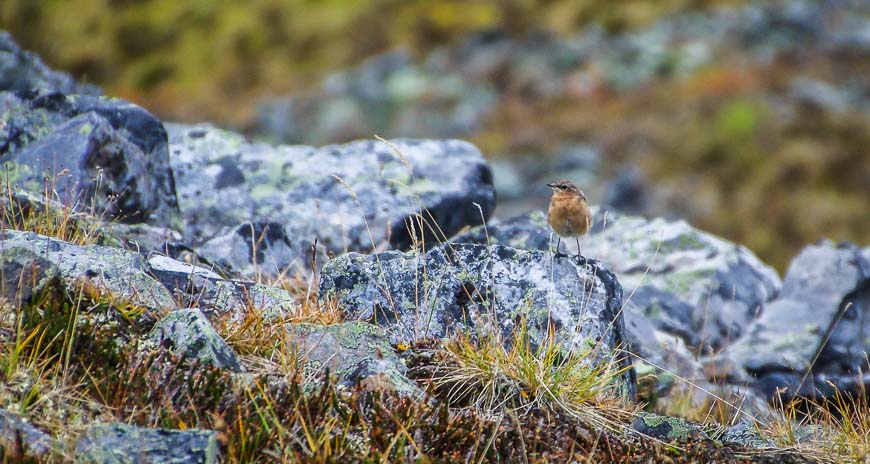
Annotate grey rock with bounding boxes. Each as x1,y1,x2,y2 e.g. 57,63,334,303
0,408,58,460
0,240,64,310
720,421,775,449
723,241,870,400
75,422,218,464
7,112,160,223
603,167,648,214
0,230,177,318
630,411,714,443
0,91,180,228
790,78,853,114
0,31,100,95
488,159,526,202
147,308,243,372
452,209,782,353
167,124,495,277
146,255,297,323
626,304,704,395
286,322,422,397
632,413,784,450
102,222,184,257
318,243,636,400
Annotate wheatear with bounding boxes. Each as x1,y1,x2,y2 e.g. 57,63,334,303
547,179,591,257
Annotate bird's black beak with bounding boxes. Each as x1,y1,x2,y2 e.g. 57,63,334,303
546,182,556,188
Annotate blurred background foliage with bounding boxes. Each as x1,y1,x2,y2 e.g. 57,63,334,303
1,0,744,123
2,0,867,271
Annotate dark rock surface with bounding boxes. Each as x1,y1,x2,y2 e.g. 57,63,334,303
721,241,870,400
147,308,244,372
75,422,218,464
167,123,496,277
6,111,161,223
0,90,180,227
318,243,636,400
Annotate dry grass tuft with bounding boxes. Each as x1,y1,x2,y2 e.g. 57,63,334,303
1,172,109,246
411,320,637,436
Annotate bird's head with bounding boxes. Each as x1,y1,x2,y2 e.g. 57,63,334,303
547,179,586,200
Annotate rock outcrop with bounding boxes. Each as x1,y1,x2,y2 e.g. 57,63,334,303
719,241,870,400
168,123,496,277
319,243,636,400
0,91,181,228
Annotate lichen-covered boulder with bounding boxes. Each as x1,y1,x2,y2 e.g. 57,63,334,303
75,423,218,464
452,210,782,353
286,322,422,397
719,421,775,449
0,230,176,317
721,241,870,400
318,243,635,400
631,412,713,444
0,90,180,228
147,308,244,372
6,112,161,222
146,255,297,323
166,123,496,277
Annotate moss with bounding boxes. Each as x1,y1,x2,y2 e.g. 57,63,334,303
662,269,713,297
640,413,695,442
333,322,388,351
78,122,93,135
657,230,707,254
2,162,32,186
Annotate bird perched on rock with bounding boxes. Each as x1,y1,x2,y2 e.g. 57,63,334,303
547,179,592,257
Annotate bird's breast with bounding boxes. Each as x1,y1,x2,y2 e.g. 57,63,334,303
548,196,591,237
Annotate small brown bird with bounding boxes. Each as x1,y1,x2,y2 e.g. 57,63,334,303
547,179,592,257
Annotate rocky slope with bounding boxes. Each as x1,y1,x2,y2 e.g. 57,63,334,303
0,26,867,463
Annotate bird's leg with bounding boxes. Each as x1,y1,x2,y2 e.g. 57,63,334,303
575,237,582,259
555,236,562,256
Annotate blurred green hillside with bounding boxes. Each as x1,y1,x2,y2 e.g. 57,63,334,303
1,0,743,125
